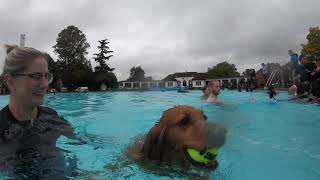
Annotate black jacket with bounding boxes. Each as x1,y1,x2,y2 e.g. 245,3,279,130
0,105,76,178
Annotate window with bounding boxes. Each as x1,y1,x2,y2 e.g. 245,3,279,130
196,81,202,86
167,82,173,87
125,83,132,88
150,83,157,88
158,82,165,88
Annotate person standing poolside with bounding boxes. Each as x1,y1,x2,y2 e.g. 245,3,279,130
206,80,221,103
0,45,79,178
288,49,300,71
293,55,320,98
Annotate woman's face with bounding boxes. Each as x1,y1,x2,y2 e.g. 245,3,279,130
11,57,49,108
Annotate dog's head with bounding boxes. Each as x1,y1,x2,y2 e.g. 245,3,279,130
141,106,227,170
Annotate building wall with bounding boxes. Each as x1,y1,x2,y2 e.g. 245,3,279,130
119,76,249,90
192,80,205,88
165,81,177,88
175,77,194,86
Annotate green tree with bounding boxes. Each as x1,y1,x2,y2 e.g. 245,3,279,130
45,53,56,74
127,66,146,81
72,58,94,87
94,71,118,89
0,74,4,83
0,73,4,92
280,62,292,87
0,73,8,94
264,62,290,87
93,39,114,72
207,61,240,78
44,53,57,88
53,25,93,89
301,27,320,61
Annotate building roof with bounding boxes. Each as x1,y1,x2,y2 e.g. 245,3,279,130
121,72,210,83
174,72,198,77
118,79,162,83
193,73,208,80
162,74,176,81
162,72,205,81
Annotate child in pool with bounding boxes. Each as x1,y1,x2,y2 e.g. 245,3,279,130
267,85,277,100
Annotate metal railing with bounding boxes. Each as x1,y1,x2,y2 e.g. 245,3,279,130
264,70,278,89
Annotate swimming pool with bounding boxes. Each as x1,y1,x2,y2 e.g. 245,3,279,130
1,90,320,179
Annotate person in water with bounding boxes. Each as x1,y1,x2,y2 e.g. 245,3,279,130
0,45,80,178
206,80,221,103
267,84,277,100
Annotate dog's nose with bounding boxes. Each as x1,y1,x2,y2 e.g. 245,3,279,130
205,123,227,148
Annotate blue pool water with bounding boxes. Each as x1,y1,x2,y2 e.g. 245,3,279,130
1,90,320,179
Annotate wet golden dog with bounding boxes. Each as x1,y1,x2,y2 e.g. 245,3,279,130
127,106,227,170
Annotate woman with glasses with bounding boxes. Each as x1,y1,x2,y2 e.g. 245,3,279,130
0,45,79,178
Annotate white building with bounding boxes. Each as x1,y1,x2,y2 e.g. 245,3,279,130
118,71,248,90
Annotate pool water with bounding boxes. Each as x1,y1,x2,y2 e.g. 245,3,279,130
0,90,320,179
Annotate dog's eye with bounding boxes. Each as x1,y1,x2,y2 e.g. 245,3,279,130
180,117,191,126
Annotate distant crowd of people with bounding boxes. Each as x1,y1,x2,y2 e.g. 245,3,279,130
287,49,320,102
237,69,256,92
200,49,320,103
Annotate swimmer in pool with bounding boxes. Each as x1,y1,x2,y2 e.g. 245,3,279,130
206,80,221,103
0,45,81,178
267,85,277,100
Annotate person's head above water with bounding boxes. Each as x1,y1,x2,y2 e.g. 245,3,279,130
267,84,277,99
3,44,52,120
0,45,79,179
209,80,221,96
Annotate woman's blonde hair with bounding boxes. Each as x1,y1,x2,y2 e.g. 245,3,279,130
3,44,46,75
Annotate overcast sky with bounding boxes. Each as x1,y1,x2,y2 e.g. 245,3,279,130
0,0,319,80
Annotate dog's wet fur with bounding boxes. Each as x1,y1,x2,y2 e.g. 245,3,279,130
125,106,227,172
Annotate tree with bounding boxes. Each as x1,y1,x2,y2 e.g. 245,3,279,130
281,62,292,87
260,62,290,88
301,27,320,62
243,69,255,77
93,39,114,72
53,25,92,88
0,73,8,94
94,71,118,89
207,61,240,78
45,53,56,74
127,66,146,81
92,39,118,90
44,53,58,88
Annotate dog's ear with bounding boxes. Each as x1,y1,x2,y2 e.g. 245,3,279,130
141,119,167,161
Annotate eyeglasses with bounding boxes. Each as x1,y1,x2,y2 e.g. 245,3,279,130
12,72,53,84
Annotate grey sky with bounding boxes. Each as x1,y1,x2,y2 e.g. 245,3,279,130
0,0,319,80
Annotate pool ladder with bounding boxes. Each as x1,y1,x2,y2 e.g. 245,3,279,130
264,70,278,89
